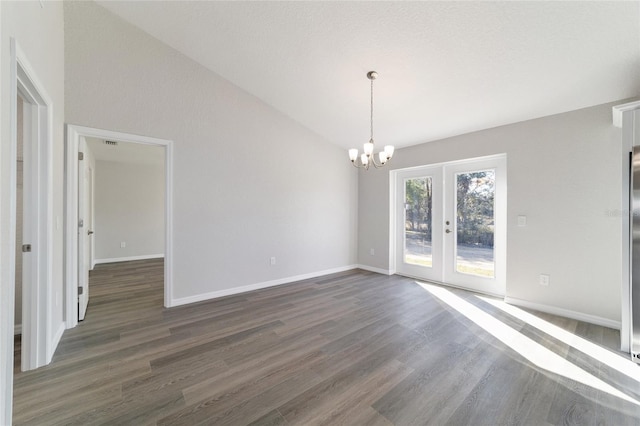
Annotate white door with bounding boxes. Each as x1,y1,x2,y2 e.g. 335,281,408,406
395,155,506,296
78,138,90,321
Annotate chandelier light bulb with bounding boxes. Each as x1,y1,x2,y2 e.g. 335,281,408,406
379,151,388,164
364,142,374,156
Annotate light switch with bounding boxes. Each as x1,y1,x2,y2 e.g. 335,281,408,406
517,215,527,227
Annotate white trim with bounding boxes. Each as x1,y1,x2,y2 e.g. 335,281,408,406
614,101,640,353
356,264,393,275
48,322,65,363
14,325,22,336
95,254,164,264
13,40,56,371
505,297,621,330
2,39,19,426
65,125,174,325
613,100,640,128
171,265,358,307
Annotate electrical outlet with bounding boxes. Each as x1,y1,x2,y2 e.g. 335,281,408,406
270,257,276,266
120,242,126,248
370,248,375,256
539,274,550,286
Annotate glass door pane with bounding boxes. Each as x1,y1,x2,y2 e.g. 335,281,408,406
404,177,433,268
395,166,443,282
455,170,495,278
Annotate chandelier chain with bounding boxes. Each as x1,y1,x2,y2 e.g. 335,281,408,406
370,77,374,141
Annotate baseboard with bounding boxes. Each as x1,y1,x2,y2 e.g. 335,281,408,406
170,264,359,307
356,264,393,275
504,297,621,330
95,254,164,264
47,321,66,363
14,324,21,336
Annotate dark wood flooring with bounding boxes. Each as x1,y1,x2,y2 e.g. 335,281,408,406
12,259,640,425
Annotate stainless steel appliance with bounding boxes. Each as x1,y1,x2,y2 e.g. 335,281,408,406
630,146,640,362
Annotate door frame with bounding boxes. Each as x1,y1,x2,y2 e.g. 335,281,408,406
8,39,55,372
613,100,640,353
64,125,174,329
390,154,507,297
393,165,444,282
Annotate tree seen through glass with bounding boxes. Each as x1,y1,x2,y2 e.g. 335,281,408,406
404,177,433,267
456,170,495,277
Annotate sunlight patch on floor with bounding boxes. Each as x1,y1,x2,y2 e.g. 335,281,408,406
416,281,639,406
478,296,640,384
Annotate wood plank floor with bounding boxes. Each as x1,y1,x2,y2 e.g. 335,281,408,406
12,259,640,425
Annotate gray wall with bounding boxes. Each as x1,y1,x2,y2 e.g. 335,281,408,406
95,160,165,261
64,2,358,302
0,1,65,422
358,101,624,324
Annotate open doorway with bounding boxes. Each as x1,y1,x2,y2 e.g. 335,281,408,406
65,126,174,330
80,137,166,321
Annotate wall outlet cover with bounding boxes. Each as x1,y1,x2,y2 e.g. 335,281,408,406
539,274,550,286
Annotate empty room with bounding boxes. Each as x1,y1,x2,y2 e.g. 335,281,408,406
2,1,640,425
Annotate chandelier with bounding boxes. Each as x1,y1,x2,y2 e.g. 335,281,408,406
348,71,394,169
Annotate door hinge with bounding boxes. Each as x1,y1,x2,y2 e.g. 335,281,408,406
22,244,32,253
78,152,84,161
78,286,83,295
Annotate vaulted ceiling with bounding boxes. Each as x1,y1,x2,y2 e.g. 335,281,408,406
97,1,640,149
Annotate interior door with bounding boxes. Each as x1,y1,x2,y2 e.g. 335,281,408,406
78,138,90,321
395,155,506,296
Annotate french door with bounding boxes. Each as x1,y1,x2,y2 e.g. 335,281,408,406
394,155,506,296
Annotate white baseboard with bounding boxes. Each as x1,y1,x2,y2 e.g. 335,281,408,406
14,324,21,336
47,322,66,363
170,264,359,307
356,264,393,275
95,254,164,264
504,297,621,330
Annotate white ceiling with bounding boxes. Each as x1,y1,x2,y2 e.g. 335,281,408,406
97,1,640,150
86,137,165,165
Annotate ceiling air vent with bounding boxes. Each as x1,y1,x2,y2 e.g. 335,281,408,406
104,140,118,146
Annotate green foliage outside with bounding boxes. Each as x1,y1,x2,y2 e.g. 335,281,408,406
456,171,494,248
405,177,433,241
405,170,494,248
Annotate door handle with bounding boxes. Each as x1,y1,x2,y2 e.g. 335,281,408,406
445,229,452,234
88,230,94,235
